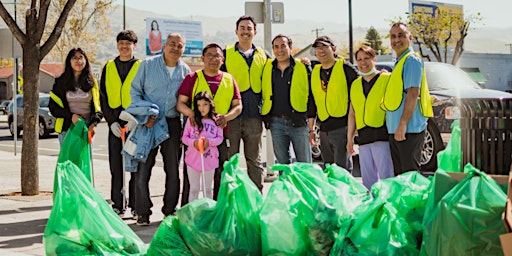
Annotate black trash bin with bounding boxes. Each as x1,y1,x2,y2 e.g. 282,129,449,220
459,99,512,175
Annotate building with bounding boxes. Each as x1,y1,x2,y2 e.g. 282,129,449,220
0,63,63,100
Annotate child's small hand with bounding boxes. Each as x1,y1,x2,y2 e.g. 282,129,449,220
193,139,200,151
203,138,209,149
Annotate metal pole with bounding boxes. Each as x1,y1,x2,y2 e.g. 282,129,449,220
123,0,126,30
263,0,275,175
13,0,18,155
348,0,354,63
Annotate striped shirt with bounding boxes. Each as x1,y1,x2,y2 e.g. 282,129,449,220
131,55,191,118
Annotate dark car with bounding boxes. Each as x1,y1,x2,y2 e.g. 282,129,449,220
7,93,56,138
376,61,512,171
0,100,10,115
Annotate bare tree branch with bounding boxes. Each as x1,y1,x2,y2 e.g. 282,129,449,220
0,2,26,45
40,0,78,59
35,0,51,41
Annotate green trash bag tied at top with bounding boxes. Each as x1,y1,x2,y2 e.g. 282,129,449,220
261,162,369,256
420,164,508,256
176,154,264,256
44,161,147,255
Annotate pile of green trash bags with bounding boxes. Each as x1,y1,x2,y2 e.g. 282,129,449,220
421,165,508,255
43,119,147,255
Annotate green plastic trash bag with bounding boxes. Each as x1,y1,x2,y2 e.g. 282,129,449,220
57,118,93,182
147,216,193,256
177,154,263,256
44,161,147,255
437,120,462,172
420,165,508,256
371,171,431,248
324,163,370,200
341,199,418,255
261,162,359,256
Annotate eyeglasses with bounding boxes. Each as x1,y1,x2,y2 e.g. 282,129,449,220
204,54,223,60
71,56,85,62
315,45,331,51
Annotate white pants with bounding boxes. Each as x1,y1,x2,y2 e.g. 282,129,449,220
358,141,395,189
187,166,214,202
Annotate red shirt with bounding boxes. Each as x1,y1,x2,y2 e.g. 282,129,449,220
178,71,242,101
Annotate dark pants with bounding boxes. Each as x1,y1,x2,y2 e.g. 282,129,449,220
108,131,136,212
180,146,190,207
213,139,229,200
134,117,182,216
389,130,425,176
227,117,264,192
319,126,352,170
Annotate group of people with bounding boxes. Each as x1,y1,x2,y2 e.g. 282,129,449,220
48,15,431,226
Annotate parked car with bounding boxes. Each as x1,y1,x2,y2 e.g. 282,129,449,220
7,93,56,138
0,100,10,115
376,61,512,171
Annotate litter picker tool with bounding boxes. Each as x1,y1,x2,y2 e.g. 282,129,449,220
119,111,139,209
88,128,95,187
198,137,207,198
120,126,128,210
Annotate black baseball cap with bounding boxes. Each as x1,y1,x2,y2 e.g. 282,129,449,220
312,36,336,48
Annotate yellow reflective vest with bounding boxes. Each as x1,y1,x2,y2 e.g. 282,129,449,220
105,59,141,109
311,59,349,121
225,45,267,93
261,58,309,115
50,79,101,133
191,70,235,115
382,52,433,117
350,74,390,130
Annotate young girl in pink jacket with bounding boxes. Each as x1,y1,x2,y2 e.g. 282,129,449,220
182,91,223,201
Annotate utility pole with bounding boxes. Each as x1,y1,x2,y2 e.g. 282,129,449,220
311,28,324,38
506,43,512,54
123,0,126,30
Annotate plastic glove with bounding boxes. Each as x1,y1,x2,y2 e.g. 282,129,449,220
126,121,137,132
110,122,122,138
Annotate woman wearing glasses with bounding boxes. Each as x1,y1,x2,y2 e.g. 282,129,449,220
49,48,103,144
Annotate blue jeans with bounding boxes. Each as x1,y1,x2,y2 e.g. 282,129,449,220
269,117,312,164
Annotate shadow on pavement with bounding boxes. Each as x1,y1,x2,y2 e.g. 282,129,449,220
0,218,46,248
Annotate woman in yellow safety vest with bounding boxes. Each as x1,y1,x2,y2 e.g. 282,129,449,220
49,48,102,144
347,46,394,189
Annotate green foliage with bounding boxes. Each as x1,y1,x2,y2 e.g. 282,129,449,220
390,10,481,65
364,26,387,55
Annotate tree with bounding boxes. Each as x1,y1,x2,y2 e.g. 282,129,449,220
364,26,387,55
393,9,481,65
0,0,78,195
17,0,115,63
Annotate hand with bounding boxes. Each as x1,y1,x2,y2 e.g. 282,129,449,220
188,114,196,126
301,57,311,66
215,115,227,128
88,124,96,138
145,115,157,128
394,124,407,141
126,121,137,132
110,122,122,138
309,131,317,147
203,138,209,149
347,141,354,155
71,114,80,125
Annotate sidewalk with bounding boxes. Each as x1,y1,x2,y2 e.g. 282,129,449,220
0,150,182,255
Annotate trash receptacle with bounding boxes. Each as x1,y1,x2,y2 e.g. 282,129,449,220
460,99,512,175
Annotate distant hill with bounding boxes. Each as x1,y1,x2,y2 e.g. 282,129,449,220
3,4,511,63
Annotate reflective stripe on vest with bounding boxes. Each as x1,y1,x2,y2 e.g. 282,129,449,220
192,70,235,115
261,58,309,115
382,52,433,117
311,59,348,121
105,59,141,109
350,74,390,130
50,91,65,133
225,45,266,93
50,79,101,133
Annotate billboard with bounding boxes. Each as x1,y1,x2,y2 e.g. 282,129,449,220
409,0,463,46
145,18,203,56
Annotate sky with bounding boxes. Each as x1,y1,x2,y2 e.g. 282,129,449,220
120,0,511,29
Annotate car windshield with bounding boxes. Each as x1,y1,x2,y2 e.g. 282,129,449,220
425,63,481,91
39,96,50,107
